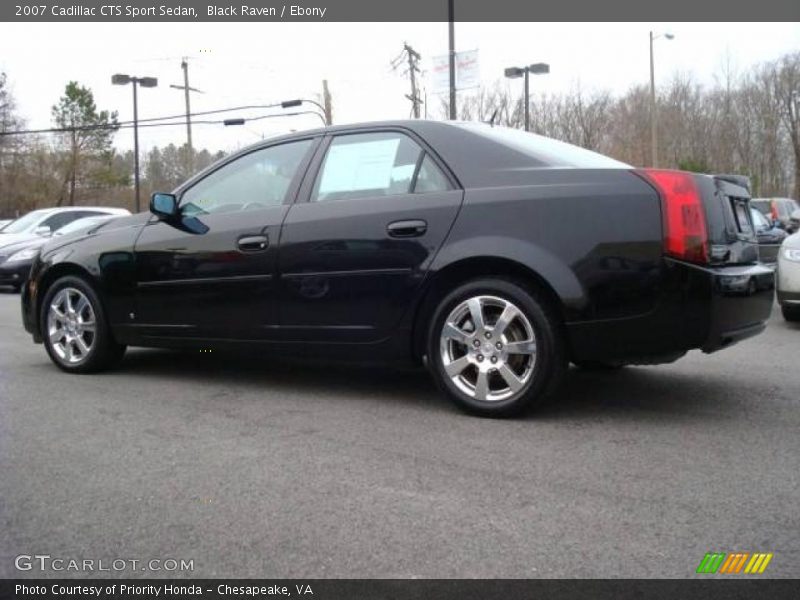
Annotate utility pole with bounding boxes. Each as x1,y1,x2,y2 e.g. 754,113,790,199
448,0,456,120
391,43,423,119
170,58,203,175
322,79,333,125
403,43,422,118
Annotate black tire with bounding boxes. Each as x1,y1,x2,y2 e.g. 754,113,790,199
426,278,566,417
40,275,126,373
572,359,626,371
782,304,800,322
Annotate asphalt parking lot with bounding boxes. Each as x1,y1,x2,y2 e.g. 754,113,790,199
1,289,798,579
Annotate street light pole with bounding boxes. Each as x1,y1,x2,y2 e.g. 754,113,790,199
649,31,674,168
524,68,530,132
649,31,657,168
112,73,157,213
504,63,549,132
448,0,456,120
132,80,140,213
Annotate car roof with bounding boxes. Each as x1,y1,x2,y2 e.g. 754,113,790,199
34,206,130,214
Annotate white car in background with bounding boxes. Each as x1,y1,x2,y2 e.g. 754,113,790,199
0,206,130,249
777,232,800,322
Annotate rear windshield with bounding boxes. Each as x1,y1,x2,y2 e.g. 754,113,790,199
456,123,630,169
750,199,770,215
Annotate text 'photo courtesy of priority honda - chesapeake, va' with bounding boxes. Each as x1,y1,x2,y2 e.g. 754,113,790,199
0,1,798,599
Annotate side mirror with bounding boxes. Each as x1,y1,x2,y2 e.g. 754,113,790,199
33,225,52,237
150,192,179,220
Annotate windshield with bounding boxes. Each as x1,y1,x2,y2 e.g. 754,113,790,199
0,210,49,234
750,208,769,230
457,123,631,168
54,216,112,236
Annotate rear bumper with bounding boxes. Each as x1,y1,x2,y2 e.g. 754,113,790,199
568,259,774,362
695,262,774,352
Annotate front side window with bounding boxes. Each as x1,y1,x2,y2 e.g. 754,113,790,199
312,132,423,202
181,139,312,216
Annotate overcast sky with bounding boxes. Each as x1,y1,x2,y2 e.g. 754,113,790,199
0,22,797,153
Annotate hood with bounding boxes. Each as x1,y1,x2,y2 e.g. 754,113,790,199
40,211,151,255
757,227,788,244
0,236,48,260
782,231,800,250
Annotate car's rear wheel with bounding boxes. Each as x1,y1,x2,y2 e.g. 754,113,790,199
40,275,126,373
427,278,566,417
782,304,800,322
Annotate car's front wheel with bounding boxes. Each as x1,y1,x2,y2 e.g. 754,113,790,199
40,275,126,373
427,278,566,417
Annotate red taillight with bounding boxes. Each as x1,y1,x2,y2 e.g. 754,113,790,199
639,169,709,264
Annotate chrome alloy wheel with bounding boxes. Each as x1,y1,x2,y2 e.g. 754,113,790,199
439,295,537,402
47,287,96,365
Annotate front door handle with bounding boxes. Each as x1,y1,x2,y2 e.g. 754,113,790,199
237,235,269,252
387,219,427,238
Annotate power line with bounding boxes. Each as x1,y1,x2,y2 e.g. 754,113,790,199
0,102,327,137
0,110,327,137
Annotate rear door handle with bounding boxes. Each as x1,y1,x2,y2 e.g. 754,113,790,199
387,219,427,238
237,235,269,252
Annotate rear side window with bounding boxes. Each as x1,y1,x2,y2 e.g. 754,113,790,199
414,155,452,193
313,132,423,202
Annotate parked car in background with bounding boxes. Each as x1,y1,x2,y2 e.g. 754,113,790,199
777,232,800,322
750,207,787,265
0,215,119,292
0,207,130,250
0,219,12,231
751,197,800,233
20,121,775,417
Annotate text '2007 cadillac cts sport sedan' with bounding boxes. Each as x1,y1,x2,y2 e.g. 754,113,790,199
21,121,774,416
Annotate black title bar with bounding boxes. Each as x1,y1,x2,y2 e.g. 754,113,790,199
3,0,800,21
3,579,800,600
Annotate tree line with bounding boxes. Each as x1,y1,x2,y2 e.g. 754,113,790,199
444,51,800,199
1,50,799,219
0,78,224,218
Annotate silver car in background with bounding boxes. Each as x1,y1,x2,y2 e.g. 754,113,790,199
777,232,800,322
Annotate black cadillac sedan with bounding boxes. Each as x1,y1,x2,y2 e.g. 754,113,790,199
21,121,774,416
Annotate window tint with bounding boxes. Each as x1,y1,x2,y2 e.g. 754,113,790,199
414,154,452,193
181,140,312,215
42,211,82,231
313,132,423,202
